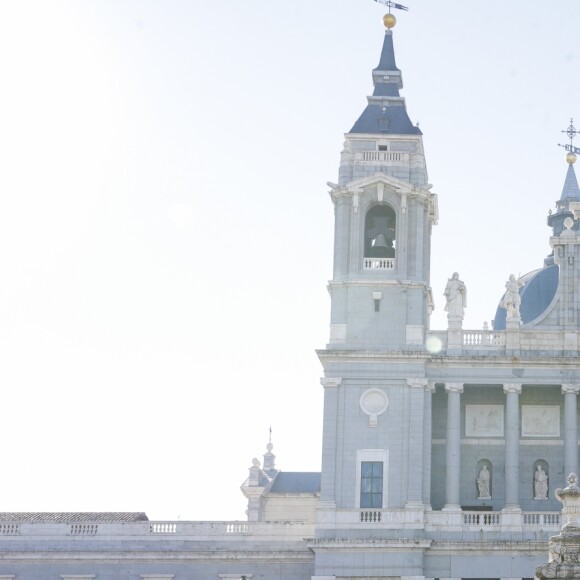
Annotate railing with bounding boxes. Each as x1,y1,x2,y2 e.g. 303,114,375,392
463,512,501,527
0,524,19,535
463,331,506,347
363,258,395,270
360,510,382,523
70,524,98,536
149,523,177,534
225,523,252,534
523,512,561,526
0,521,313,541
361,151,404,162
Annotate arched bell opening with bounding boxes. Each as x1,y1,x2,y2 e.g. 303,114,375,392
364,204,396,259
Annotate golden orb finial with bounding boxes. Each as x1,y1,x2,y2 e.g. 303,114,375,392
383,13,396,29
567,151,577,165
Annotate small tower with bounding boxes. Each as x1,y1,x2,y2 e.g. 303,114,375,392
327,17,438,350
548,135,580,331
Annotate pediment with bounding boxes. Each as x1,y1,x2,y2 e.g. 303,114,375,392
345,172,415,195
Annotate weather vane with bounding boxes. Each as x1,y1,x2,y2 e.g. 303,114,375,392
373,0,408,29
373,0,409,13
558,118,580,158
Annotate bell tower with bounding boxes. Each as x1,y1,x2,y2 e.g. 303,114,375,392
327,22,438,351
316,14,438,540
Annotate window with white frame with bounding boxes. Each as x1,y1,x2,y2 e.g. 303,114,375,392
355,449,388,509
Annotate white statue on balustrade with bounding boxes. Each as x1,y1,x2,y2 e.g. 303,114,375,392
500,274,523,319
534,465,549,500
477,464,491,499
444,272,466,321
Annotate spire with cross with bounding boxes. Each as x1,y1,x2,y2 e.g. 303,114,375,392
558,118,580,158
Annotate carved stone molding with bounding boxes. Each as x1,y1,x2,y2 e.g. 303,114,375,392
320,378,342,388
503,383,522,394
406,378,428,389
359,388,389,427
445,383,464,394
562,384,580,395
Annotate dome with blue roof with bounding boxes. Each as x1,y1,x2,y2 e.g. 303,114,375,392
493,264,559,330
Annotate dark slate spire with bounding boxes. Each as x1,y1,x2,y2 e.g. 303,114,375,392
374,30,400,73
561,163,580,201
548,160,580,236
349,30,421,136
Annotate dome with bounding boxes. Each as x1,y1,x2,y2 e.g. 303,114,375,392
493,264,559,329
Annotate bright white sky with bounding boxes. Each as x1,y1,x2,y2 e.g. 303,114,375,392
0,0,578,521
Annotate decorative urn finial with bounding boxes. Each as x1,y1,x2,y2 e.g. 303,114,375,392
555,473,580,532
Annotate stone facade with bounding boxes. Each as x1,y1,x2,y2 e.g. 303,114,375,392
2,21,580,580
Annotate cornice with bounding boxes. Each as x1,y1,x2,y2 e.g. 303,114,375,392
0,550,314,563
307,537,431,550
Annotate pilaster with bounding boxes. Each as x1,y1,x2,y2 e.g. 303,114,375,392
319,378,342,508
422,382,435,507
406,378,428,508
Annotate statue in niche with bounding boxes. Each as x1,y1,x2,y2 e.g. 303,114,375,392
444,272,466,320
477,464,491,499
500,274,523,319
534,465,549,500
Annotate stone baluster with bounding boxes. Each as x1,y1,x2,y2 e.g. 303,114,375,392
444,383,463,510
503,383,522,511
562,384,580,478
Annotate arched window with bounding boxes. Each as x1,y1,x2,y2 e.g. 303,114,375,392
364,205,396,258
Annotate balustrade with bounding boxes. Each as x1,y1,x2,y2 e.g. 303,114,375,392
463,331,506,346
462,512,500,527
149,523,176,534
361,151,404,162
360,510,382,523
363,258,395,270
70,524,98,536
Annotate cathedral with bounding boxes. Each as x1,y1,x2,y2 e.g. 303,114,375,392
3,12,580,580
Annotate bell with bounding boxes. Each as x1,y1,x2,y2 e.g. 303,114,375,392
369,233,392,258
373,234,388,249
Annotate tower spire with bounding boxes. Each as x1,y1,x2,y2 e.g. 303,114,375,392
348,20,420,136
549,119,580,236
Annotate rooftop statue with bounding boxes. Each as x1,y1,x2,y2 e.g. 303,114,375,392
444,272,466,321
500,274,523,320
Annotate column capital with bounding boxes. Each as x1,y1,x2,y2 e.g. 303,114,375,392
320,377,342,388
407,378,428,389
503,383,522,394
445,383,464,394
427,381,436,393
562,384,580,395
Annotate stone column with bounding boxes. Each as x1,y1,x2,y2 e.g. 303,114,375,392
503,383,522,510
407,378,427,507
444,383,463,510
422,382,435,507
319,378,342,508
562,384,580,478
